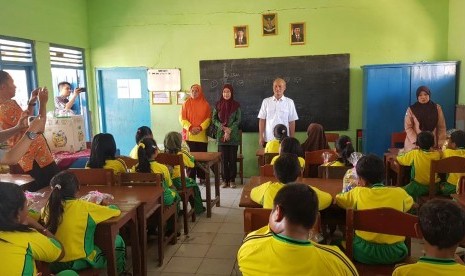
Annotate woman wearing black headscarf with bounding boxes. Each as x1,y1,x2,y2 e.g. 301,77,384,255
404,86,446,151
212,84,241,188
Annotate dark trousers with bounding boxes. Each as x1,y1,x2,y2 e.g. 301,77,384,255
21,161,60,191
186,141,207,180
218,145,238,183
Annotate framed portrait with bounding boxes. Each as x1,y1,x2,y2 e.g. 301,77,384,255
176,91,189,105
151,91,171,104
290,22,305,45
233,25,249,48
262,13,277,36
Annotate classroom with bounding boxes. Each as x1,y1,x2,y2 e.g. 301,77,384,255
1,0,465,275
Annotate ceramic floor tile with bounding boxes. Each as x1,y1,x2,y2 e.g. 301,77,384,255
191,221,223,233
162,257,203,273
197,213,226,223
224,214,242,223
174,243,210,258
212,233,244,246
218,222,244,234
206,244,240,259
159,273,195,276
196,258,236,275
181,231,217,244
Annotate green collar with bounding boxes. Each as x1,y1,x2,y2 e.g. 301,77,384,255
371,183,385,188
272,231,312,246
419,256,457,265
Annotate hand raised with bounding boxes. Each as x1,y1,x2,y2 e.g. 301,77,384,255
37,87,49,103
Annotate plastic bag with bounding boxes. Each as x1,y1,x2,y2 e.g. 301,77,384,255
80,190,114,205
342,152,363,193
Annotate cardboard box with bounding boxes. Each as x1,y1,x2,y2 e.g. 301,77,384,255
44,115,86,153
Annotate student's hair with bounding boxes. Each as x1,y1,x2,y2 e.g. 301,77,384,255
135,126,153,144
279,137,304,158
418,199,465,250
450,130,465,148
416,131,434,150
274,153,301,184
273,124,288,142
136,137,158,173
164,131,182,154
0,182,32,232
335,135,355,166
273,183,319,229
58,81,71,90
87,133,117,168
355,154,384,185
44,171,79,234
0,70,10,86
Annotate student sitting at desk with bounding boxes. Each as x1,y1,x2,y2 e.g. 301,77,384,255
42,171,128,275
396,131,441,201
86,133,127,174
129,125,153,159
441,129,465,195
264,124,287,153
336,154,414,265
393,199,465,275
326,135,354,167
238,183,358,276
251,153,331,210
270,137,305,169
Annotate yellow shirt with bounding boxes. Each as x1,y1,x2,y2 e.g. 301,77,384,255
393,256,465,276
270,155,306,168
336,184,414,244
171,150,195,179
238,226,358,276
86,158,127,175
250,181,332,210
397,149,441,185
0,230,62,275
442,148,465,185
264,139,280,153
129,145,138,159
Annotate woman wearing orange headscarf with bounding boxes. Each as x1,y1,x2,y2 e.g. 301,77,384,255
179,84,211,183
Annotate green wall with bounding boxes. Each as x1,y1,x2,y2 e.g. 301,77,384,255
448,0,465,103
87,0,451,176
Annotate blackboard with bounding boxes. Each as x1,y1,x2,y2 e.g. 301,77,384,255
200,54,350,132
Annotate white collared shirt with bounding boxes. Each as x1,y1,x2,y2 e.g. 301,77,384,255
257,95,299,142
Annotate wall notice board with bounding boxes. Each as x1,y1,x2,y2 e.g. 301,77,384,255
200,54,350,132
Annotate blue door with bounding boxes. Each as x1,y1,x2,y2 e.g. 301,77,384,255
96,68,151,155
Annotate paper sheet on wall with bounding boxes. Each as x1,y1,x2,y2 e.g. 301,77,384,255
117,79,141,98
147,69,181,92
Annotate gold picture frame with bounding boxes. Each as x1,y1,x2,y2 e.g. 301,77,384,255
233,25,249,48
176,91,189,105
290,22,305,45
151,91,171,105
262,13,277,36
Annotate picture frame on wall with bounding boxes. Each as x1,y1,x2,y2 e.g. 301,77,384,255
176,91,189,105
262,13,277,35
151,91,171,104
290,22,305,45
233,25,248,48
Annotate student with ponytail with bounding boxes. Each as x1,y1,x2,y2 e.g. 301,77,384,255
129,126,153,159
331,135,355,166
42,171,127,275
265,124,288,153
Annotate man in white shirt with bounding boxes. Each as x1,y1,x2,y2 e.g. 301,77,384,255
257,78,299,146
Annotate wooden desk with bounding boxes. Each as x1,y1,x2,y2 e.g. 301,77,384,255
240,176,343,208
451,194,465,208
256,148,265,168
0,173,35,190
384,151,411,186
192,152,222,217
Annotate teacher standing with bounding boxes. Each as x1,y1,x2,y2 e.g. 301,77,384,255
404,85,446,151
180,84,211,184
212,84,241,188
258,78,299,147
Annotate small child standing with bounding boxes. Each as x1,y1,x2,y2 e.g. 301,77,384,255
441,129,465,195
393,199,465,275
264,124,288,153
397,131,441,201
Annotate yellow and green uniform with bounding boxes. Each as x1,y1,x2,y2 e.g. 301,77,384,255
42,200,126,273
129,145,138,159
0,230,63,276
335,184,414,264
264,139,280,153
392,256,465,276
441,148,465,195
397,149,441,201
171,150,205,214
250,181,332,210
86,158,127,175
238,226,358,276
270,155,305,168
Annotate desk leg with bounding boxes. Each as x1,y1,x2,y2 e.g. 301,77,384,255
205,170,212,218
137,207,147,276
157,203,164,266
98,227,117,276
129,216,141,276
213,162,220,207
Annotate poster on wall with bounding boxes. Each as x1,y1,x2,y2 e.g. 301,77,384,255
147,68,181,92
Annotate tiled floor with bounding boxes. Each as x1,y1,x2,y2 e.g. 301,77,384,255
146,181,245,276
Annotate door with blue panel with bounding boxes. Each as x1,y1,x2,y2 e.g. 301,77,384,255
96,68,151,155
362,65,411,157
410,63,458,129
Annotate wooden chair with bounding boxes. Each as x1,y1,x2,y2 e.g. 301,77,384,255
259,164,274,177
119,172,177,266
458,176,465,194
346,208,419,275
304,149,337,178
118,155,138,169
427,156,465,198
236,130,244,184
391,131,407,148
263,152,278,164
68,168,115,186
155,153,196,235
318,165,351,179
325,132,339,148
